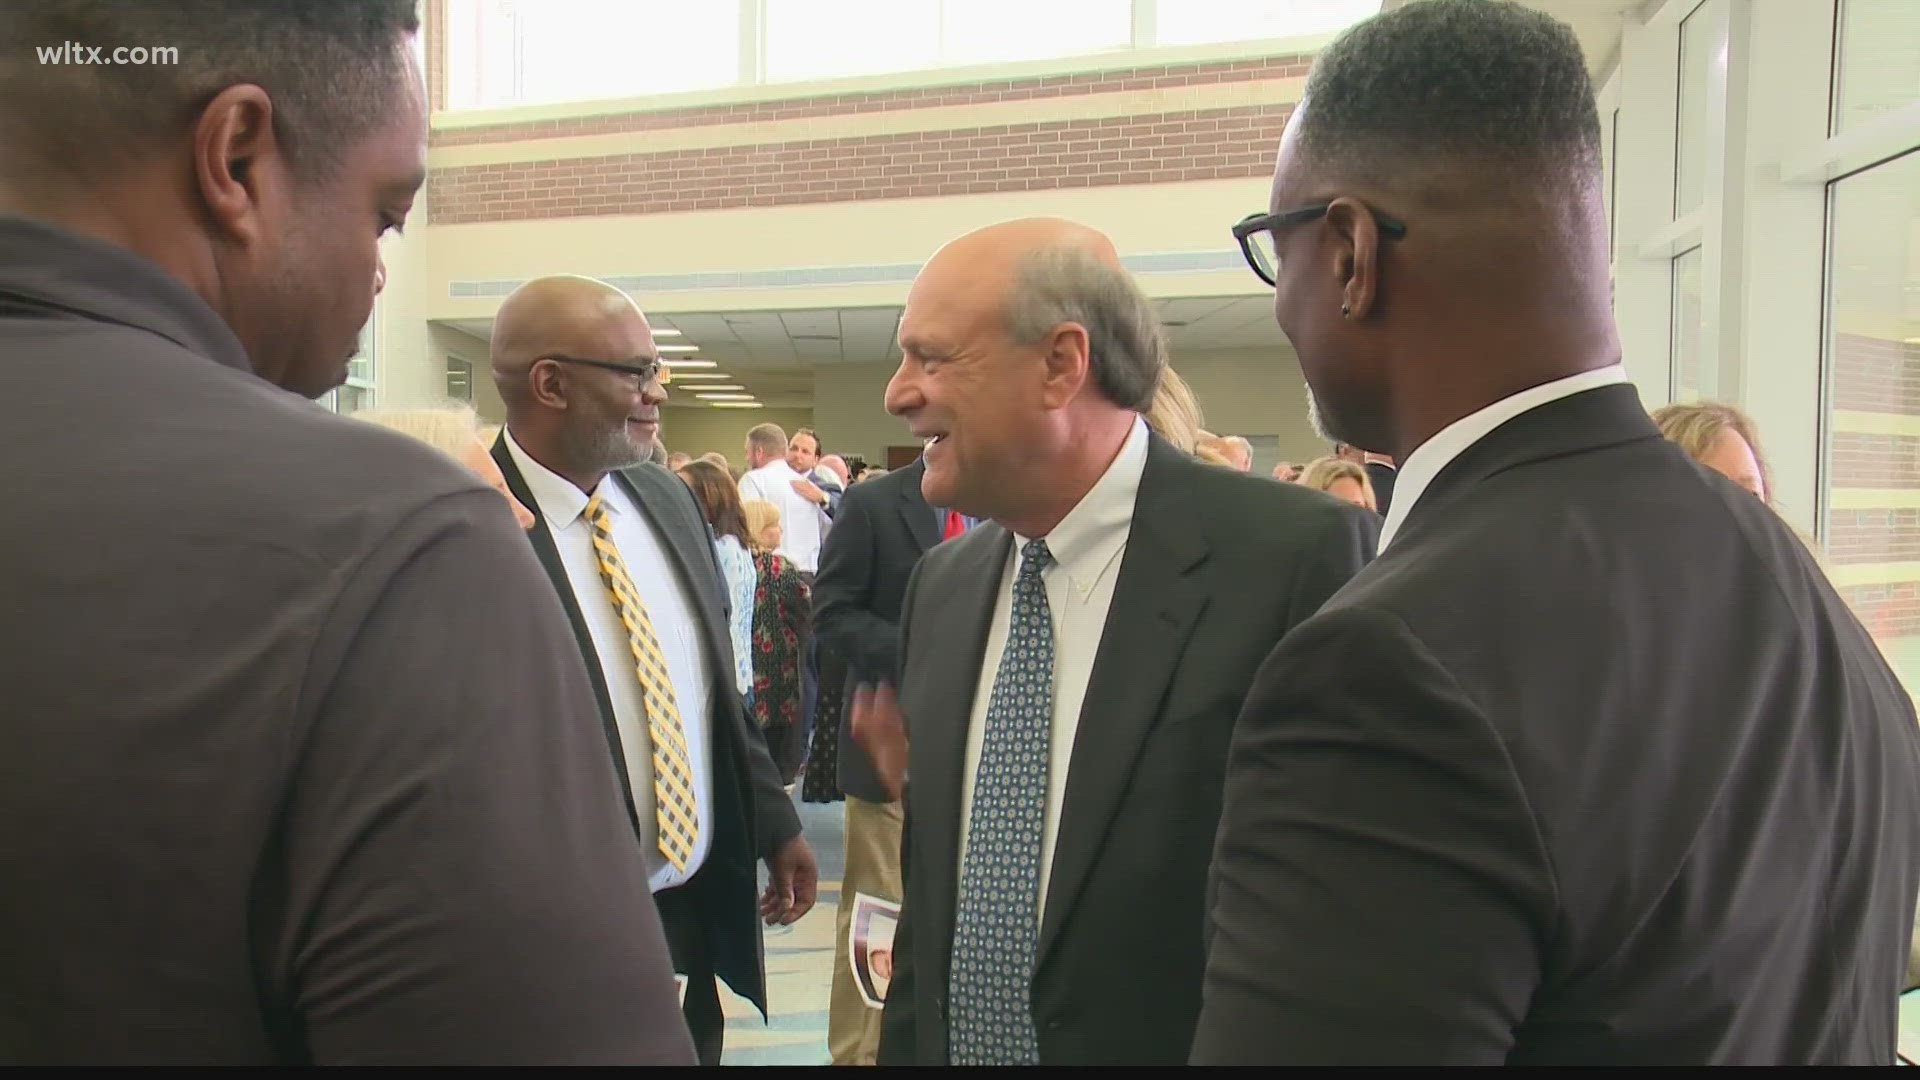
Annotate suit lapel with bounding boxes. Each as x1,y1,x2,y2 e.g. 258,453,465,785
913,525,1011,984
492,433,640,835
614,465,734,681
898,460,940,553
1036,440,1210,966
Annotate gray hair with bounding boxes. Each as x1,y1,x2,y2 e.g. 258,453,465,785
1004,246,1165,412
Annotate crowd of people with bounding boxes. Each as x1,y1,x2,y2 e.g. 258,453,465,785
0,0,1916,1068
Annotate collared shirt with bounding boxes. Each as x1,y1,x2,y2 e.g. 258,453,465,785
1378,364,1632,552
505,429,716,892
0,214,686,1062
739,459,828,574
956,416,1150,924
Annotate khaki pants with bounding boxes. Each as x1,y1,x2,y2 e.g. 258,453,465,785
829,796,905,1065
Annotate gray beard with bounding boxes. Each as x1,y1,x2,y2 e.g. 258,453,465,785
572,421,646,476
1305,383,1333,442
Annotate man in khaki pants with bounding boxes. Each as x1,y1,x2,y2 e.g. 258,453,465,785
812,456,952,1063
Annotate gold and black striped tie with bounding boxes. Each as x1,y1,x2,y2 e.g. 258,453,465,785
585,491,699,871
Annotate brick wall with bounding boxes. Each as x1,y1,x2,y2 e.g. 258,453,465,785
1829,333,1920,636
430,103,1290,223
430,54,1311,147
426,53,1306,225
1838,581,1920,639
1832,332,1920,414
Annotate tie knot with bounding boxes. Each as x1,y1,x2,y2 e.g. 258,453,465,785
585,490,609,525
1019,538,1052,577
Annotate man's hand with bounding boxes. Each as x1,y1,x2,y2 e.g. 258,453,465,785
761,834,818,926
850,683,908,802
791,477,828,505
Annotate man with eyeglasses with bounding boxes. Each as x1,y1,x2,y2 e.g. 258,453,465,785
1197,0,1918,1065
489,274,818,1066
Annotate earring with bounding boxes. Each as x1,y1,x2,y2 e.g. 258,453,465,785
1341,303,1351,318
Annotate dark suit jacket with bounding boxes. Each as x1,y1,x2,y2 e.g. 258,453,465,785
877,434,1380,1065
493,438,803,1017
813,458,940,804
1194,384,1920,1065
1365,459,1396,515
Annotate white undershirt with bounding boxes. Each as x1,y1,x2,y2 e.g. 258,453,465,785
504,428,715,892
955,416,1149,926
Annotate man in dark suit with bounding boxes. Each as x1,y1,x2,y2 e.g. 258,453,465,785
869,218,1379,1066
813,456,944,1064
1199,0,1920,1065
488,275,818,1066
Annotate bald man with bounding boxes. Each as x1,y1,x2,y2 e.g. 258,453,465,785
865,219,1378,1065
487,275,815,1066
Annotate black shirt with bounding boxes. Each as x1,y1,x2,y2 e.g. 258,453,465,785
0,216,694,1064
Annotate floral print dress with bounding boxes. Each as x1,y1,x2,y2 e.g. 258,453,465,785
749,549,810,784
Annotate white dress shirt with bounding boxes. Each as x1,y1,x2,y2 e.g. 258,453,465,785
1377,364,1632,552
504,429,715,892
956,416,1149,925
738,459,827,574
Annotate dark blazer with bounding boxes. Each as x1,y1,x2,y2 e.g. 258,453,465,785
1365,459,1396,515
877,434,1379,1065
493,438,803,1017
812,458,940,804
1194,384,1920,1065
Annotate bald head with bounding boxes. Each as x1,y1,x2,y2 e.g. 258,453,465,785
490,275,655,413
912,217,1162,412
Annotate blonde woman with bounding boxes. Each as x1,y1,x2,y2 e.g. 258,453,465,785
1650,401,1771,502
1298,455,1378,512
350,404,536,529
1145,366,1205,454
741,499,811,783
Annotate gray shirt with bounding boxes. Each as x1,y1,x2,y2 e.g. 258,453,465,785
0,216,695,1065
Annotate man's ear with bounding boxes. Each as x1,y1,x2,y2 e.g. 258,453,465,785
1323,196,1382,321
1038,322,1092,410
530,360,569,411
192,84,287,248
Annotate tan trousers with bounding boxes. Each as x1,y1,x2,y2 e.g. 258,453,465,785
829,796,905,1065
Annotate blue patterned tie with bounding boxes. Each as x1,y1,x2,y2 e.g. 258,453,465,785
948,538,1054,1065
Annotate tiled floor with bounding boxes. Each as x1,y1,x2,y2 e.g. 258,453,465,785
720,794,847,1066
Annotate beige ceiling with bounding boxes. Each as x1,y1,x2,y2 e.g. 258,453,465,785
442,296,1286,408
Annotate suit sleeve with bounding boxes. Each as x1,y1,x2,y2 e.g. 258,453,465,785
1284,502,1379,627
1191,604,1555,1065
281,491,695,1065
813,490,897,685
877,560,923,1065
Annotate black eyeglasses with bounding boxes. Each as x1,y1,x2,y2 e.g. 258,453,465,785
1232,203,1409,287
539,354,664,387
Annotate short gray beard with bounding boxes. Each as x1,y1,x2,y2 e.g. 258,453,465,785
1305,383,1333,442
571,421,646,477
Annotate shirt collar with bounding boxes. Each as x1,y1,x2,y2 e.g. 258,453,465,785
503,426,623,529
0,215,254,378
1378,364,1630,551
1012,415,1149,591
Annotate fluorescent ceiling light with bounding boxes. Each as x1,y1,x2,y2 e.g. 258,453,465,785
710,401,765,409
651,328,683,337
668,372,731,380
696,392,756,401
658,344,701,353
690,385,745,392
665,359,717,369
